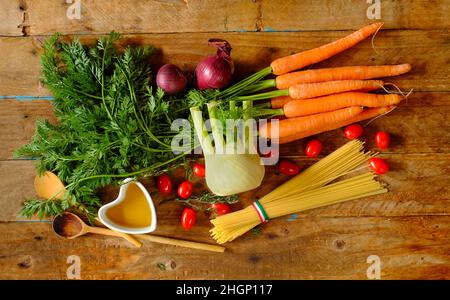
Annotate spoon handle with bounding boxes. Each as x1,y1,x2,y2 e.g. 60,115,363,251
135,234,225,253
87,226,142,248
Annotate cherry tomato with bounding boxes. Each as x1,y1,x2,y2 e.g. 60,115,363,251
210,203,230,216
375,131,390,150
181,208,196,230
193,163,206,177
344,124,364,140
279,160,300,175
368,157,389,175
177,181,193,199
156,173,172,194
305,140,323,158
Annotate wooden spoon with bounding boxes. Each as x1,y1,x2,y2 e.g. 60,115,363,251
42,174,226,253
35,172,142,247
54,213,225,253
53,212,142,247
134,234,225,253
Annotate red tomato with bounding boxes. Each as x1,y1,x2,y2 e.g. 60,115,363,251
181,208,196,230
177,181,193,199
368,158,389,175
156,173,172,194
305,140,323,158
279,160,300,175
344,124,364,140
375,131,390,150
193,163,206,177
210,203,230,216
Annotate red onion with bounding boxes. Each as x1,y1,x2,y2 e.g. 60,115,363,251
196,39,234,90
156,64,187,95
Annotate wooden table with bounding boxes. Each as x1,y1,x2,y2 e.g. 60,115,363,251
0,0,449,280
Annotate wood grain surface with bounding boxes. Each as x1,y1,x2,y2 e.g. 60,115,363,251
1,0,448,36
0,30,449,96
1,216,449,279
0,0,449,279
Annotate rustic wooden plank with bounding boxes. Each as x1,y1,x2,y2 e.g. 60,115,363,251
261,0,450,31
0,30,448,96
0,37,48,95
0,0,258,36
0,100,56,160
2,92,449,160
0,161,37,222
0,0,24,36
0,216,448,279
1,0,448,37
2,154,449,222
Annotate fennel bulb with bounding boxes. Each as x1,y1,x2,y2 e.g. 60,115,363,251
191,101,265,196
204,153,265,196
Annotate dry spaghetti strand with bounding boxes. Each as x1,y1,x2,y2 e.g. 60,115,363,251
210,140,387,244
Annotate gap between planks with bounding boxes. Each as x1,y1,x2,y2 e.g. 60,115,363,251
1,27,444,38
2,213,450,225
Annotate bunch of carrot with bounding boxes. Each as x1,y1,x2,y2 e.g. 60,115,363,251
237,22,412,144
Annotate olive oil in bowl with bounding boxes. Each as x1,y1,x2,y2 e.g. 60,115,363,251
99,179,157,234
106,183,151,228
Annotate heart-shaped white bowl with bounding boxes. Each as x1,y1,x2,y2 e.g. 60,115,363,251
98,178,157,234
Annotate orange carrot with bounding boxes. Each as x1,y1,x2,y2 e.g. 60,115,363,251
283,92,402,118
259,106,363,140
271,96,294,109
271,80,383,108
275,64,411,89
288,80,383,99
270,23,383,75
278,106,395,144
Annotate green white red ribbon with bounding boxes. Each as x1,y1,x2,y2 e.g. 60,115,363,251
252,200,269,223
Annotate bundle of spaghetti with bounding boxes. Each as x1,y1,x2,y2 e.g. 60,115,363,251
210,140,388,244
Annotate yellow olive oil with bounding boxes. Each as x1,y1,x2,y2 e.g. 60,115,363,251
106,183,151,228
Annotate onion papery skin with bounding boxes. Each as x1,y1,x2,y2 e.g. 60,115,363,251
156,64,187,95
195,39,234,90
196,56,233,90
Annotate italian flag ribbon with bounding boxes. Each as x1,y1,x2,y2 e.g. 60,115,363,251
252,200,269,223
